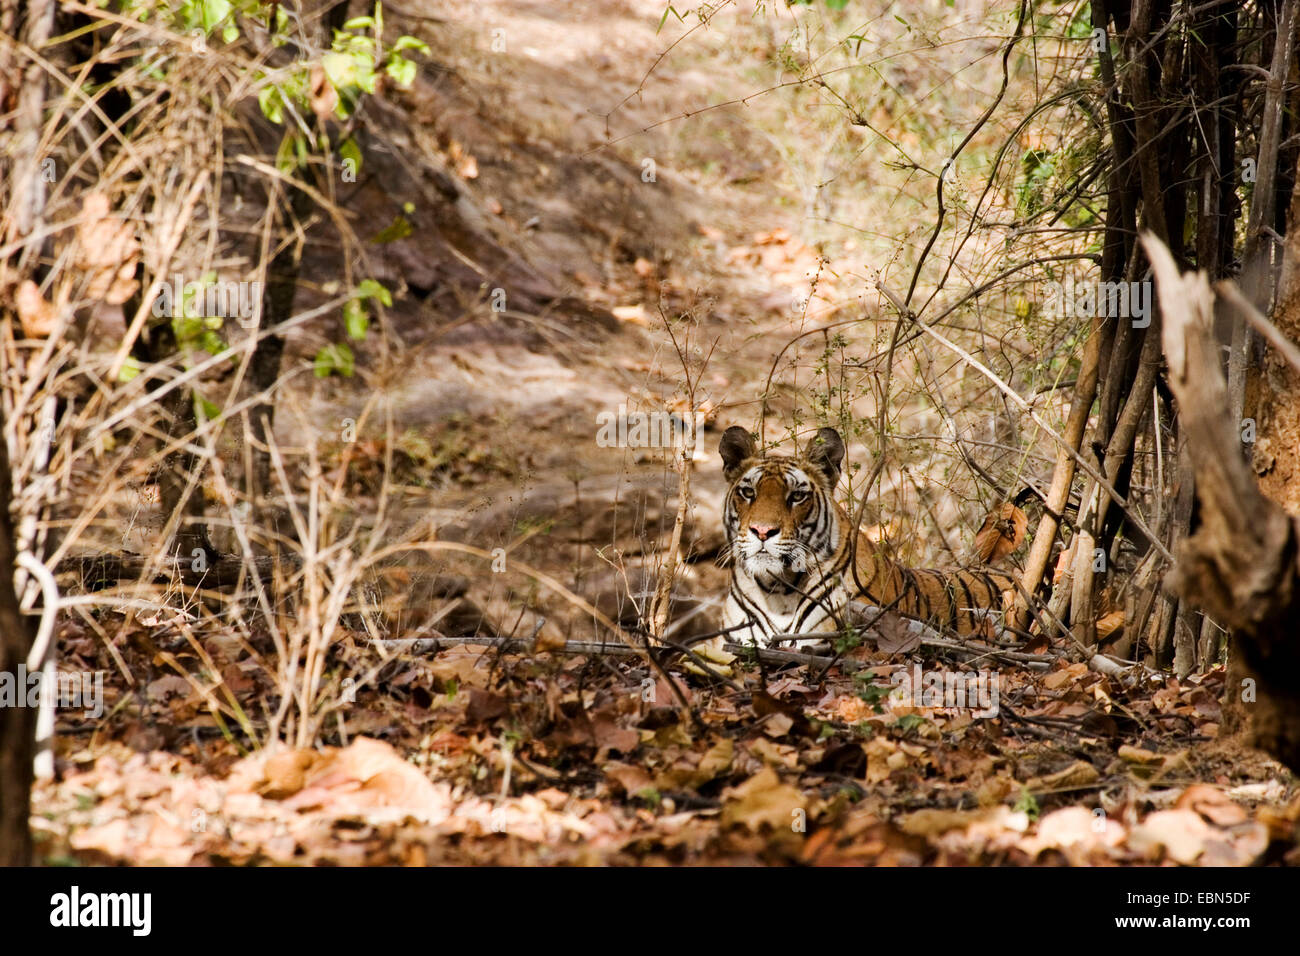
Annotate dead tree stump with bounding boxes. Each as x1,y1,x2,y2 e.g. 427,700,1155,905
1145,233,1300,772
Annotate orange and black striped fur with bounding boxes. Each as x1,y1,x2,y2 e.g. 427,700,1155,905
719,426,1014,647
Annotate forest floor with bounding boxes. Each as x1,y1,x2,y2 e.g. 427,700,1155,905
31,0,1300,865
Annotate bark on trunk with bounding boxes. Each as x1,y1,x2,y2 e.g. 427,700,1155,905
1146,233,1300,772
0,400,34,865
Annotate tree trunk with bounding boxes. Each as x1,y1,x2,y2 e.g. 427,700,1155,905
1146,233,1300,772
0,400,35,865
0,0,54,867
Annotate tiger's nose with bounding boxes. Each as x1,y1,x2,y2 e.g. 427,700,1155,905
750,524,778,541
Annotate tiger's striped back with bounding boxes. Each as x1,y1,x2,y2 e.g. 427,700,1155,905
848,541,1015,637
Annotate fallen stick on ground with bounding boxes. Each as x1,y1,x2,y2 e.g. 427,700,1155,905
372,634,849,670
368,633,1056,673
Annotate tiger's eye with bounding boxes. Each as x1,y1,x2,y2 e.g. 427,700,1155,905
737,486,755,501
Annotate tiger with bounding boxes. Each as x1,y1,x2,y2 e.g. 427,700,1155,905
718,425,1016,647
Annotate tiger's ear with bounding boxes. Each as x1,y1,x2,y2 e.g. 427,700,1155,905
719,426,758,482
803,427,846,486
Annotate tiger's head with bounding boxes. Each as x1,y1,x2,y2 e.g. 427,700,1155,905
718,425,847,589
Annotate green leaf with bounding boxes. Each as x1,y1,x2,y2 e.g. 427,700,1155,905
391,36,430,54
172,314,203,345
333,89,358,121
343,15,375,30
370,214,412,244
118,357,143,383
199,330,226,355
221,22,239,43
322,50,374,92
657,5,682,33
355,278,391,305
314,343,356,378
338,137,362,175
258,85,283,124
194,393,222,422
386,55,416,87
343,298,369,340
275,132,300,173
200,0,232,33
1014,786,1040,821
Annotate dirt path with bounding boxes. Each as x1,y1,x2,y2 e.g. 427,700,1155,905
270,0,864,639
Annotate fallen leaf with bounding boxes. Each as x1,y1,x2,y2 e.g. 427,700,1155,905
611,304,650,326
447,141,478,179
465,688,508,724
1052,547,1073,584
691,736,735,785
762,711,795,739
333,737,447,812
591,716,639,756
976,774,1017,807
603,760,652,795
258,750,321,799
533,624,568,653
832,694,872,723
69,818,132,859
721,767,805,832
1128,808,1210,864
428,645,491,688
1200,822,1269,866
1043,663,1088,690
973,502,1027,563
751,690,812,736
309,64,338,119
1176,784,1247,826
1117,744,1165,765
145,674,192,700
748,736,798,769
1018,806,1126,859
76,192,140,304
1026,759,1099,791
15,280,60,337
1095,610,1126,640
863,735,897,784
900,805,1027,837
873,609,922,654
